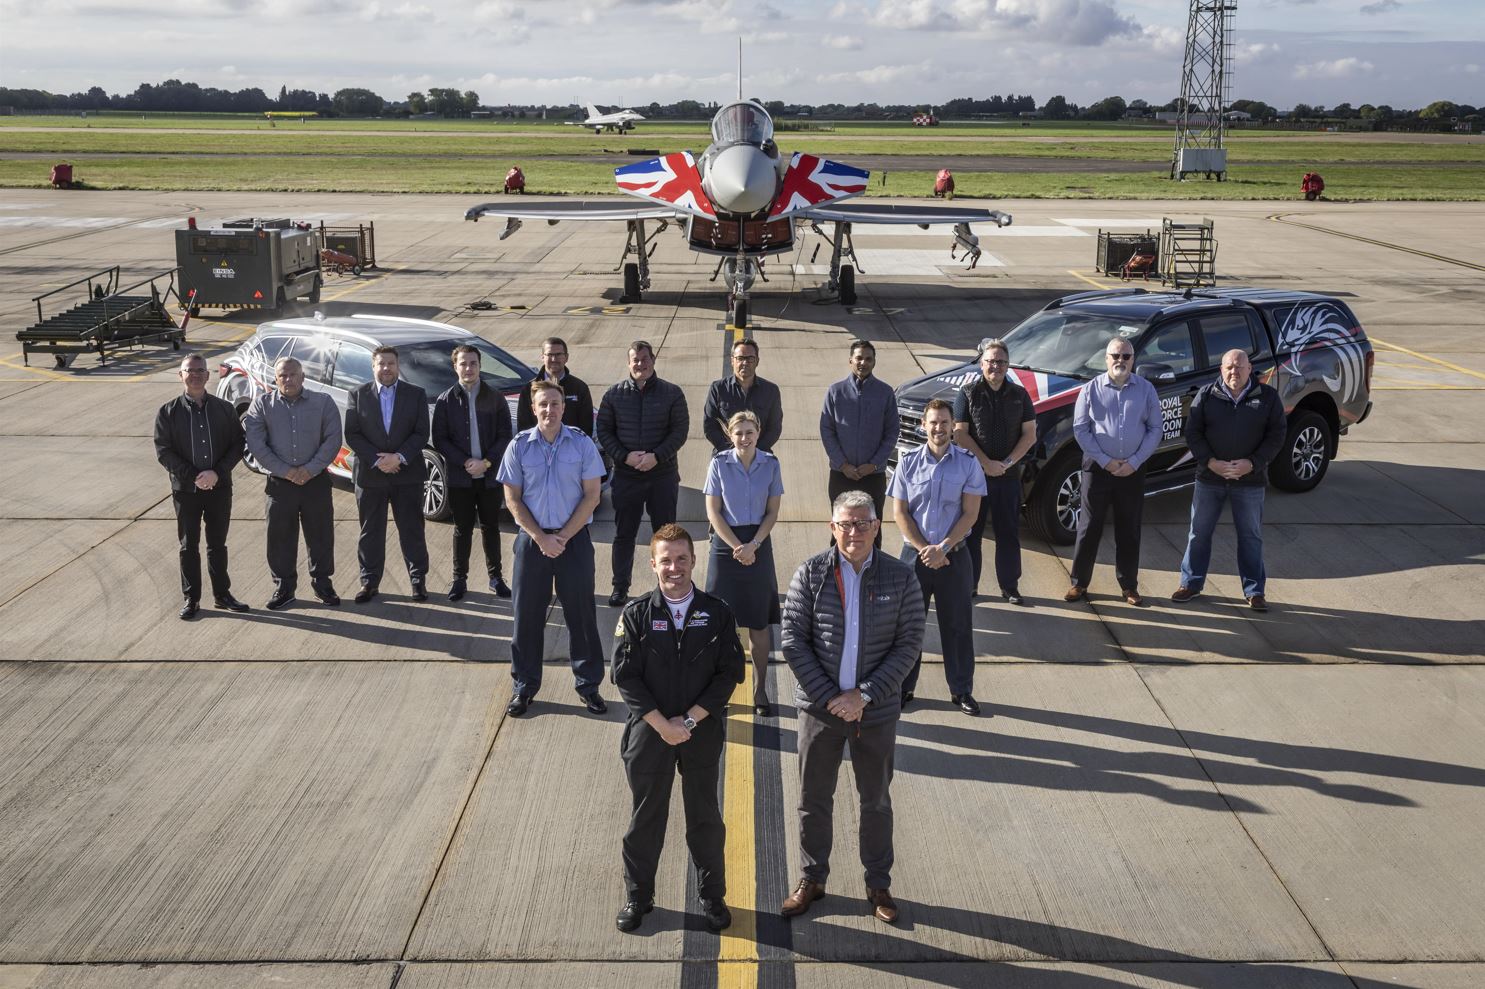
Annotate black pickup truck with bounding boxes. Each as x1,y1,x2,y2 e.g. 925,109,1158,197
890,287,1375,544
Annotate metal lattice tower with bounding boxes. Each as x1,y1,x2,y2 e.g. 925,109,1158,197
1171,1,1236,180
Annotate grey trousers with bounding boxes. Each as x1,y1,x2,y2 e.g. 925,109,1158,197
797,707,897,889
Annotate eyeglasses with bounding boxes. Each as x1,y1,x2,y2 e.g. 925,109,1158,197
1108,354,1133,362
832,519,878,533
542,352,567,359
983,359,1008,367
732,355,758,363
182,369,209,375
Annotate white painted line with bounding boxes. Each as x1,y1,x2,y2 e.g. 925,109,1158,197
1054,218,1166,228
793,248,1004,276
860,224,1088,238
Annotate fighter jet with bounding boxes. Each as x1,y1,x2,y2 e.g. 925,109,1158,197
581,103,644,134
466,100,1011,327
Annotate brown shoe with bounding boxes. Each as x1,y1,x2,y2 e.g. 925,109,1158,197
1171,586,1199,603
781,878,825,918
1124,590,1144,607
1063,585,1087,602
867,887,898,924
1247,594,1269,612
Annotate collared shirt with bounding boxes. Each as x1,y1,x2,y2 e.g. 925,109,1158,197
1221,378,1253,404
703,374,783,452
495,424,605,529
244,388,343,478
464,380,482,460
819,374,899,471
376,380,397,434
1073,372,1163,469
886,442,987,546
836,549,874,691
702,449,784,527
185,394,214,471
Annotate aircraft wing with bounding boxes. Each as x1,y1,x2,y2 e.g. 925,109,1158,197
615,152,716,218
768,153,870,220
799,202,1014,228
464,199,679,223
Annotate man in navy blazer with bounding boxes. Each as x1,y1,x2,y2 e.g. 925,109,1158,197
344,345,431,602
432,344,516,601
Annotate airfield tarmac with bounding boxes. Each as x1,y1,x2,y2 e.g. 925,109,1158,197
0,190,1482,989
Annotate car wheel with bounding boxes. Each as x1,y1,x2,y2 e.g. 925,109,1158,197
239,405,270,476
1271,410,1331,492
423,449,452,521
1028,448,1080,545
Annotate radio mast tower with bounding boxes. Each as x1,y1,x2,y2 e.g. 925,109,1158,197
1171,1,1236,180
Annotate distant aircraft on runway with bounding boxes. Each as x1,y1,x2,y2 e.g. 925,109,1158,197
579,103,644,134
466,100,1012,327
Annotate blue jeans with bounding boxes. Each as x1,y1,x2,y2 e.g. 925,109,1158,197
1179,479,1267,597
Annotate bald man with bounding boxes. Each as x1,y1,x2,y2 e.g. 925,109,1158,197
1173,349,1286,611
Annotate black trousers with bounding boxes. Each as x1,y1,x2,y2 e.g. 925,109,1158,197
621,716,725,901
900,544,976,697
798,708,896,889
826,469,887,548
448,478,504,581
1070,466,1146,592
356,482,429,586
265,473,334,592
509,527,604,697
610,469,679,591
967,473,1022,595
172,485,232,602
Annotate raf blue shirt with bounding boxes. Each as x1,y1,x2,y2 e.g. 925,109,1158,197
496,425,605,529
702,449,784,527
886,442,987,547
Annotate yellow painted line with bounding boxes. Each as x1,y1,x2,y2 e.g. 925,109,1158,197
1373,385,1482,391
1369,337,1485,384
0,355,70,381
717,658,758,988
1067,269,1115,290
1268,213,1485,273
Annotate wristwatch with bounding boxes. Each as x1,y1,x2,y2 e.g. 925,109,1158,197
482,458,492,471
859,690,873,707
682,715,698,731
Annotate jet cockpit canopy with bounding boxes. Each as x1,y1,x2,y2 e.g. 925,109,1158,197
710,101,773,148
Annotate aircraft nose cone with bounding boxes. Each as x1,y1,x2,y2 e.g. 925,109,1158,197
704,145,777,214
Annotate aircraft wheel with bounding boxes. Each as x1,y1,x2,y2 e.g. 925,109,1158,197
623,263,641,303
731,297,748,330
839,264,857,305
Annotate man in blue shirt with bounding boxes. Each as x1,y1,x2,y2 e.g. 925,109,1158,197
498,379,609,717
1066,338,1163,606
819,340,899,548
888,399,987,714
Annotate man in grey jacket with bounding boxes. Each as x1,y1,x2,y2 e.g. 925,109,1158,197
780,490,925,925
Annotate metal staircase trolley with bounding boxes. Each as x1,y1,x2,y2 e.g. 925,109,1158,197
17,266,189,368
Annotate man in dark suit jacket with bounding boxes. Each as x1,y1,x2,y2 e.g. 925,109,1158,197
344,345,431,602
154,354,249,620
432,344,516,601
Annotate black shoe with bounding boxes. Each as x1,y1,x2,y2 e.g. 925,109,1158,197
607,588,629,607
411,580,428,602
312,582,340,606
616,897,653,933
448,579,466,602
214,593,250,612
581,693,608,715
899,691,915,710
354,584,378,605
491,577,512,599
952,693,982,716
701,897,732,932
266,588,295,611
753,702,773,718
506,693,533,717
1003,589,1025,606
178,599,199,621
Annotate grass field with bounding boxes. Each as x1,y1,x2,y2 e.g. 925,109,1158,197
2,113,1480,200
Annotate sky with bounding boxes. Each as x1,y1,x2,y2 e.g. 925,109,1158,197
0,0,1480,111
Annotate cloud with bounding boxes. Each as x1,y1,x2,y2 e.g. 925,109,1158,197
1234,41,1282,64
1293,57,1375,79
860,0,1141,47
815,63,929,86
1360,0,1400,12
824,34,864,50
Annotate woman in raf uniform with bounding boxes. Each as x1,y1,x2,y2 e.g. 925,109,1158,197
703,410,783,717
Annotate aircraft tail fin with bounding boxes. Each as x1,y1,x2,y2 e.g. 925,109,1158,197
585,104,603,120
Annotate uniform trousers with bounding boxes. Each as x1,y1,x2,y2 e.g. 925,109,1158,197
826,469,887,548
1070,466,1146,592
797,707,897,889
900,544,976,697
356,483,429,586
172,485,233,602
621,716,725,901
509,526,604,697
265,473,334,592
967,472,1022,594
448,477,504,581
610,469,679,591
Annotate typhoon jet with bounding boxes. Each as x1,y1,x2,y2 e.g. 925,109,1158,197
465,100,1012,327
581,104,644,134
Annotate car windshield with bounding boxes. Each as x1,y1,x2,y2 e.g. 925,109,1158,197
394,339,531,396
710,101,773,147
1001,311,1142,379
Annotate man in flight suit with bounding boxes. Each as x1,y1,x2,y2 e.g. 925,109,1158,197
611,524,745,934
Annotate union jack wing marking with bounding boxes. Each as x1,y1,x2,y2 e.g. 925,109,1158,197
768,153,870,219
615,152,716,218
